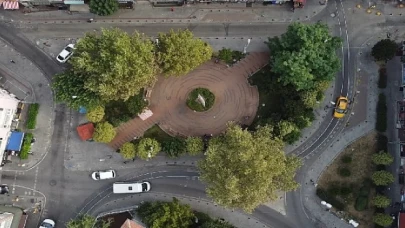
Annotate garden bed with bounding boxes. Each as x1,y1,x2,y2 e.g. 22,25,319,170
317,132,384,228
186,88,215,112
26,103,39,130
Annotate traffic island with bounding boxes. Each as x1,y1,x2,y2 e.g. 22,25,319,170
186,88,215,112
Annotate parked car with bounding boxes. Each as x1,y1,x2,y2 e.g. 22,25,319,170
39,219,55,228
0,185,9,194
56,44,75,63
91,170,116,180
333,96,349,118
113,182,151,194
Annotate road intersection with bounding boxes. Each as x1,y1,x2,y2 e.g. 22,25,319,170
0,0,397,227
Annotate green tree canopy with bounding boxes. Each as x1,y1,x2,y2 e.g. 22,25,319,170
185,137,204,155
373,213,393,227
371,39,398,62
372,151,394,165
66,214,111,228
137,138,161,160
52,71,102,110
71,28,157,101
93,122,116,143
371,170,395,186
89,0,118,16
136,198,195,228
267,22,342,90
120,142,137,159
86,105,105,123
157,29,213,76
373,194,391,208
198,124,301,213
162,137,186,157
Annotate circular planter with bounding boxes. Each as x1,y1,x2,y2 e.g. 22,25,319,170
186,88,215,112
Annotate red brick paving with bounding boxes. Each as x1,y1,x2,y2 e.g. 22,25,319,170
108,52,269,149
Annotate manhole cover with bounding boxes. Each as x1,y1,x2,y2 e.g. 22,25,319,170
49,180,57,186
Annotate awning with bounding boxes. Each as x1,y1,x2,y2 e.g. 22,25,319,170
138,109,153,121
76,123,94,141
6,132,24,151
2,1,19,9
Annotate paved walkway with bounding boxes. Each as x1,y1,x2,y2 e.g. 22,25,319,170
109,52,268,149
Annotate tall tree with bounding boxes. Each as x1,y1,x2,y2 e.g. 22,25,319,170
371,171,395,186
86,105,105,123
89,0,118,16
157,29,213,76
185,137,204,155
120,142,137,159
70,28,157,101
198,124,301,213
52,71,102,110
373,213,393,227
372,151,394,165
371,39,398,62
137,138,161,160
373,194,391,208
66,214,111,228
136,198,195,228
93,122,116,143
267,22,342,90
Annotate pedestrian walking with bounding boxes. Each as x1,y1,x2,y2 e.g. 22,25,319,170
132,158,136,162
10,60,15,63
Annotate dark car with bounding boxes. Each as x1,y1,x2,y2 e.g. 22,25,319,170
0,185,9,194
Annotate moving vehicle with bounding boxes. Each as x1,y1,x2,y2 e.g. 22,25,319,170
39,219,55,228
91,170,116,180
333,96,349,119
113,182,151,194
56,44,75,63
0,185,8,194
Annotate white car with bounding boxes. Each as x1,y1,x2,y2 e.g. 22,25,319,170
91,170,116,180
39,219,55,228
113,182,151,194
56,44,75,63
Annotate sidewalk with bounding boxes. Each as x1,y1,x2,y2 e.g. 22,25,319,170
0,38,55,171
6,0,327,24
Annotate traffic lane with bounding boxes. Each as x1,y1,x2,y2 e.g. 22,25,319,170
253,205,296,228
24,23,289,38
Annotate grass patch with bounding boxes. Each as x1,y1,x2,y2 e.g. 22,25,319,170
20,133,33,159
376,93,387,132
26,103,39,130
317,132,378,227
378,68,387,89
143,125,172,142
186,88,215,112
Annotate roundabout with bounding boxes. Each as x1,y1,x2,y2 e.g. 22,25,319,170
148,52,270,137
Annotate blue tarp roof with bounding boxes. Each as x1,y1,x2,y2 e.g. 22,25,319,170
6,132,24,151
79,106,87,114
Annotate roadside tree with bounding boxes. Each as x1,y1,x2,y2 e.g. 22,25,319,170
267,22,342,90
371,39,398,62
371,170,395,186
93,122,116,143
89,0,118,16
372,150,394,165
86,105,105,123
120,142,137,159
373,213,393,227
162,137,186,157
157,29,213,76
198,124,301,213
66,214,111,228
185,137,204,155
373,194,391,208
137,138,161,160
136,198,195,228
70,28,157,101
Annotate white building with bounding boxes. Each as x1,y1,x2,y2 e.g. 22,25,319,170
0,88,20,161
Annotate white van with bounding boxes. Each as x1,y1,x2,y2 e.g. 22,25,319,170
113,182,151,194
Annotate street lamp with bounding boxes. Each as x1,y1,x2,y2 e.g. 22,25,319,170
243,38,251,54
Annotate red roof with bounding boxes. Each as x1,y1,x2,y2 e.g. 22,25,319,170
121,219,145,228
76,123,94,141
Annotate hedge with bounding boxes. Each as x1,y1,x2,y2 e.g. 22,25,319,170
20,133,33,159
376,93,387,132
316,188,345,211
26,103,40,130
378,68,387,89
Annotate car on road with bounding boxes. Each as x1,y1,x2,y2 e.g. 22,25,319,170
56,44,75,63
333,96,348,119
39,219,55,228
113,182,151,194
91,170,116,180
0,185,8,194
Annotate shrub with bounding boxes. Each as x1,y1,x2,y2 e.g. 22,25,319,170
341,155,352,164
373,213,393,227
378,68,387,88
218,48,233,64
109,115,131,127
26,103,40,130
86,105,105,123
185,137,204,155
19,133,33,159
376,93,387,132
89,0,118,16
355,196,368,211
376,133,388,152
93,122,116,143
338,167,351,177
162,137,186,157
120,142,137,159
